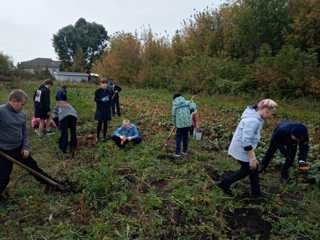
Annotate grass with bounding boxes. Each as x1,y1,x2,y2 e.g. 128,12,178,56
0,79,319,239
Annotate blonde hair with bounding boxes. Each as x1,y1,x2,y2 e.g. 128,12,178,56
122,119,131,125
257,99,278,112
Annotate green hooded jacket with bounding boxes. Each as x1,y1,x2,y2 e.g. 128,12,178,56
172,96,196,128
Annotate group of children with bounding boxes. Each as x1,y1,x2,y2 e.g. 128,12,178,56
0,79,310,201
171,95,310,198
32,78,142,155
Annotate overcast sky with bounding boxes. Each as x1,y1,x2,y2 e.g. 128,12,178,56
0,0,225,63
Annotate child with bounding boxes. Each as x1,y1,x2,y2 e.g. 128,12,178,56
259,122,309,182
112,119,142,148
217,99,278,198
56,85,68,101
172,93,197,157
52,101,78,155
108,79,122,117
31,117,57,131
33,79,54,136
95,79,112,142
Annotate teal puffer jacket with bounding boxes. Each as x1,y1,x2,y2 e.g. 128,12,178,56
172,96,196,128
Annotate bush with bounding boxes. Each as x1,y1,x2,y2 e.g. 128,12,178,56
252,45,319,97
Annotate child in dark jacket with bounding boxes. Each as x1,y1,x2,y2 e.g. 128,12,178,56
260,122,309,181
33,79,54,136
108,79,122,117
56,85,68,101
95,79,112,141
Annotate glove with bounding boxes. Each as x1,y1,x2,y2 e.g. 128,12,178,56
101,96,109,102
298,160,306,167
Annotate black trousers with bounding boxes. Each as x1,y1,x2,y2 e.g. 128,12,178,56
176,127,190,154
220,161,261,195
97,121,109,139
112,136,142,148
262,141,297,179
0,148,52,194
59,116,77,153
111,98,121,116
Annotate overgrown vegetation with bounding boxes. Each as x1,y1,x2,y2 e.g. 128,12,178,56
0,80,319,239
93,0,320,98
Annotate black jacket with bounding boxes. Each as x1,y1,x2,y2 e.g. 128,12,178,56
33,85,51,113
271,122,309,161
111,84,122,100
94,88,112,121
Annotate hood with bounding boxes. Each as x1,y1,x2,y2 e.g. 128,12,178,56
241,106,263,121
173,96,187,107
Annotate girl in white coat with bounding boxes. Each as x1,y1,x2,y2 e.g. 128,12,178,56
217,99,278,198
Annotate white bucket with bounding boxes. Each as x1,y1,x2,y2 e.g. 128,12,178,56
193,129,203,141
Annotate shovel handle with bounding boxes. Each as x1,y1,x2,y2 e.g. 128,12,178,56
0,150,61,188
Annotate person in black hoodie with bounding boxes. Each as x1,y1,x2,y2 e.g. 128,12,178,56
33,79,54,136
95,79,112,142
259,122,309,182
108,79,122,117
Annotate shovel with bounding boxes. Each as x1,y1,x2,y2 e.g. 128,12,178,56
161,127,175,150
0,150,68,192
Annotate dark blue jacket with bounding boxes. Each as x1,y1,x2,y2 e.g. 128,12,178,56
94,88,112,121
56,88,67,101
271,122,309,161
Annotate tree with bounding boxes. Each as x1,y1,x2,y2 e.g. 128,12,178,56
286,0,320,62
93,32,141,84
235,0,290,62
53,18,109,71
0,52,14,75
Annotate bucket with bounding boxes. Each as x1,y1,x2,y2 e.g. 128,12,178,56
193,129,203,141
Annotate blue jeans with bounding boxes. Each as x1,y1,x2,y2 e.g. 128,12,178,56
176,127,190,154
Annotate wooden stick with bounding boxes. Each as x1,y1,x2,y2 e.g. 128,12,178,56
0,150,63,189
161,127,175,149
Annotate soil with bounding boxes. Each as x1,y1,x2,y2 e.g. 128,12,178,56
225,208,272,240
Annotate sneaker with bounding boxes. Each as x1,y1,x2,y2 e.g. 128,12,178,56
181,152,188,156
216,182,234,196
96,137,103,143
35,129,43,137
174,154,181,158
45,129,55,135
103,136,112,141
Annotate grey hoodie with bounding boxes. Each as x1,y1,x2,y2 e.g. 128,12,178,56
0,104,30,151
53,104,78,122
228,107,264,162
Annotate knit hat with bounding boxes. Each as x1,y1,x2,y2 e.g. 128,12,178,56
291,124,308,141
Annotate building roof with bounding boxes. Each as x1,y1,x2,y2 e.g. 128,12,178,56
19,58,60,69
54,71,89,77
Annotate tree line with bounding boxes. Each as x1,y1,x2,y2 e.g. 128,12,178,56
1,0,319,98
92,0,320,98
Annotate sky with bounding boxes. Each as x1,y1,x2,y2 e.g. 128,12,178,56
0,0,225,64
